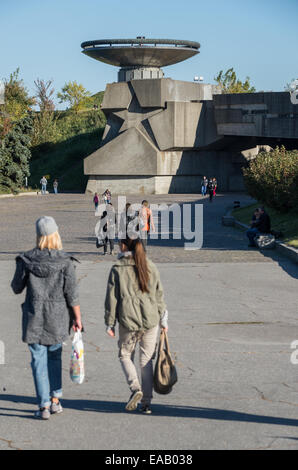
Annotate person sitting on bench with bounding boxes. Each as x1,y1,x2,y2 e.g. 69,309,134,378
246,207,271,247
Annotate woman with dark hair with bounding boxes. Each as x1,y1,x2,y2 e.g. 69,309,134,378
104,237,168,414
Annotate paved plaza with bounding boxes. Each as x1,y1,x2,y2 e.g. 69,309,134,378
0,192,298,450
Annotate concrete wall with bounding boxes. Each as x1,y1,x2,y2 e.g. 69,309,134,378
149,102,204,150
84,127,159,176
85,147,248,194
86,176,157,195
84,80,298,195
214,92,298,139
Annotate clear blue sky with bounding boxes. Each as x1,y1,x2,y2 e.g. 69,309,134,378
1,0,297,108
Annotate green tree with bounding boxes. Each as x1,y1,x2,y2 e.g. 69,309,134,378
32,78,58,146
0,114,33,191
57,81,92,112
3,68,35,121
34,78,55,112
243,146,298,212
214,68,256,94
0,68,35,139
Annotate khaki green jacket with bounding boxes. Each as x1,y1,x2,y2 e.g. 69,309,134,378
104,254,166,331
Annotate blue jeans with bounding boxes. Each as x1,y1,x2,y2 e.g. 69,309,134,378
41,184,47,194
29,343,63,408
201,186,206,196
246,228,260,245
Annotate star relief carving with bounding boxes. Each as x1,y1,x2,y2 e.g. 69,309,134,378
113,107,163,133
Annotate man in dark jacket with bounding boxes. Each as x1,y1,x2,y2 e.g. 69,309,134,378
246,207,271,247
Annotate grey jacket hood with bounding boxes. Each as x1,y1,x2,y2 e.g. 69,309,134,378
12,248,80,345
17,248,79,278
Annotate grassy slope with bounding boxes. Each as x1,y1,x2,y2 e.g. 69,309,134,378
29,127,103,191
29,92,106,192
232,203,298,248
0,92,106,194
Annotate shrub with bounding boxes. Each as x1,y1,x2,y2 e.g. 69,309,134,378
243,146,298,212
0,114,33,192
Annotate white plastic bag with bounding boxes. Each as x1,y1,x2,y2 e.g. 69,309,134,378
70,331,85,384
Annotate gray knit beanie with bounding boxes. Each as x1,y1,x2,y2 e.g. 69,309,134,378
36,216,58,236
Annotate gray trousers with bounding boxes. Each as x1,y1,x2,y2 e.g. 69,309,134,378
118,323,159,405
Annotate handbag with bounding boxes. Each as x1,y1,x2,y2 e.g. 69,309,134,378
96,235,105,248
96,226,105,248
153,330,178,395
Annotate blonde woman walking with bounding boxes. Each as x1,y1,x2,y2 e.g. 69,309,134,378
11,216,82,420
104,236,168,415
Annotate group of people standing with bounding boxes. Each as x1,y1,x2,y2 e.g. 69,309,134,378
40,176,59,195
94,194,155,256
93,189,112,209
11,213,167,420
201,176,218,202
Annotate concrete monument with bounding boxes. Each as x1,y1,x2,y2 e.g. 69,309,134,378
82,38,298,194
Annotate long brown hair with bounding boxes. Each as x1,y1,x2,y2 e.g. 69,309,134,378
122,238,149,293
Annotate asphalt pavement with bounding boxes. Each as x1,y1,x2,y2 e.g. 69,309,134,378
0,192,298,450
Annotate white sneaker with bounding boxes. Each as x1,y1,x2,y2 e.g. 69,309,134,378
125,390,143,411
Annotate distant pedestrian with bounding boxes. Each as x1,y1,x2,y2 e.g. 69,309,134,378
104,235,169,414
103,189,111,204
53,179,58,194
93,192,99,210
119,203,138,239
139,200,155,249
213,178,217,197
208,179,215,202
201,176,208,196
40,176,47,195
98,205,116,255
11,216,82,420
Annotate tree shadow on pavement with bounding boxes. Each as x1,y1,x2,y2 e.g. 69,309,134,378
2,395,298,428
259,250,298,280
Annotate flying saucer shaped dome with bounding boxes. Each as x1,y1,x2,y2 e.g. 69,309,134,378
81,38,200,68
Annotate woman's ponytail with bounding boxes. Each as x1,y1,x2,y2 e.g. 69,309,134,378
133,240,149,293
122,238,149,293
